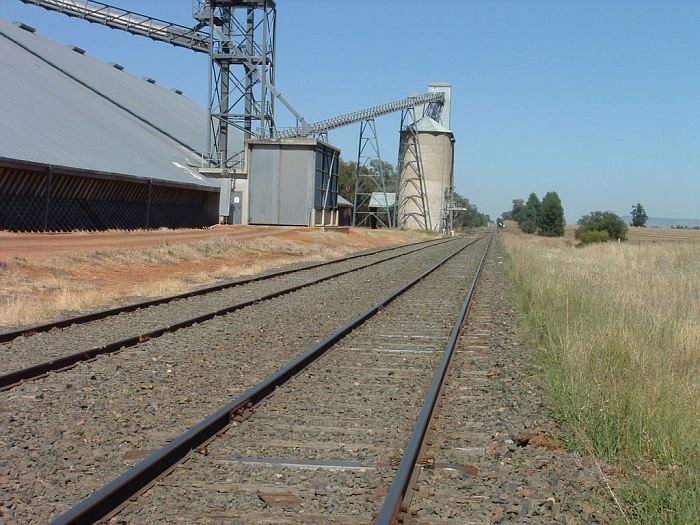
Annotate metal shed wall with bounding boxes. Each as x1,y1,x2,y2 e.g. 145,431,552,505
247,144,311,226
0,159,218,232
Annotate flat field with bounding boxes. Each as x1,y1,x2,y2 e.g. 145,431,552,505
0,226,434,328
626,226,700,242
560,223,700,243
502,230,700,524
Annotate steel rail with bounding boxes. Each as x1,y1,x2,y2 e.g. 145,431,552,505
50,233,488,525
375,233,493,525
0,237,457,391
0,236,446,344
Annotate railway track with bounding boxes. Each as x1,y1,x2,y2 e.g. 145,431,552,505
0,236,453,390
0,237,445,344
1,234,486,524
386,244,612,524
44,233,492,524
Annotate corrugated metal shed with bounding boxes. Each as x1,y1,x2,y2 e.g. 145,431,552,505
247,138,340,226
0,19,241,188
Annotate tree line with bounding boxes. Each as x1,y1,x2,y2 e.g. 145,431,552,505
501,191,565,236
503,194,650,244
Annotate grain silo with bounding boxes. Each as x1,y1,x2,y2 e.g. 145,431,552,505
397,83,454,232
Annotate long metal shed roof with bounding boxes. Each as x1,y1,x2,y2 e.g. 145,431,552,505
0,19,240,188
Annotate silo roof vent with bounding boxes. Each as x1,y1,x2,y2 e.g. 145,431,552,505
110,62,125,71
144,77,156,84
71,45,86,54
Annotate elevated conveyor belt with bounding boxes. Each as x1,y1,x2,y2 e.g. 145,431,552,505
274,91,445,138
21,0,210,52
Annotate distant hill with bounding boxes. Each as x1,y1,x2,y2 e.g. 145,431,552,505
622,216,700,228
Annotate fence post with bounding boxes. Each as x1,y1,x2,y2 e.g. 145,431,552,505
43,166,53,231
145,179,153,229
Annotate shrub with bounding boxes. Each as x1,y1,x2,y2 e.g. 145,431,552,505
519,219,538,234
577,211,628,241
577,229,610,244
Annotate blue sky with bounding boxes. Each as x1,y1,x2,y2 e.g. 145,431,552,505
2,0,699,222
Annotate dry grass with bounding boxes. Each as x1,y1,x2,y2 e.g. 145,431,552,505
0,229,432,328
626,227,700,243
502,230,700,523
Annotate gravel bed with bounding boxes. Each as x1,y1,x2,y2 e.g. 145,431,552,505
0,239,446,376
111,237,490,524
121,458,395,524
407,240,619,524
0,236,475,524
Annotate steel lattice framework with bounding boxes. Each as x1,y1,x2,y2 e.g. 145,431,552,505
352,119,393,228
275,92,444,139
20,0,211,50
397,107,432,230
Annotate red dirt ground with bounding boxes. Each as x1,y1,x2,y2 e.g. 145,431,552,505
0,225,432,327
0,225,301,260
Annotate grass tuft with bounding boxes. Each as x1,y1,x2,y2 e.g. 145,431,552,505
502,232,700,524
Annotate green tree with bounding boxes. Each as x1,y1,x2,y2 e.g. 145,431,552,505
368,159,397,182
538,191,565,237
452,192,489,229
338,158,398,205
576,211,628,241
510,198,526,223
337,158,358,201
519,192,541,234
630,202,648,227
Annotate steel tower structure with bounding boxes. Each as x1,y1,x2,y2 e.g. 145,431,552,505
193,0,276,173
396,106,431,230
352,119,393,228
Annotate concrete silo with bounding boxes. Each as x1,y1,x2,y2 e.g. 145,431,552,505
397,83,454,232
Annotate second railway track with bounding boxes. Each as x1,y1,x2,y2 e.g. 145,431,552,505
0,237,447,344
0,237,452,389
1,234,486,524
